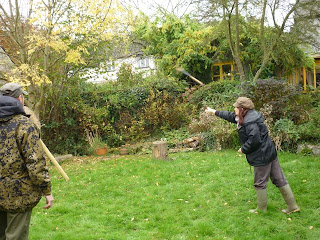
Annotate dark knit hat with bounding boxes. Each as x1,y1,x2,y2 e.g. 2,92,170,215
0,83,28,98
233,97,254,109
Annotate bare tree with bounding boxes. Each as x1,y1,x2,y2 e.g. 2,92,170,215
0,0,33,64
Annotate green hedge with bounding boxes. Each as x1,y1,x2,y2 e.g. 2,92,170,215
41,74,320,155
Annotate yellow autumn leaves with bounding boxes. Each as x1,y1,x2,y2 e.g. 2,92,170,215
6,0,131,87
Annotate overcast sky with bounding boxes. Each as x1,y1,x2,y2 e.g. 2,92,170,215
122,0,196,18
1,0,296,29
123,0,296,28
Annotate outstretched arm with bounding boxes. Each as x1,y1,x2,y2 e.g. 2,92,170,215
205,107,237,124
205,107,216,115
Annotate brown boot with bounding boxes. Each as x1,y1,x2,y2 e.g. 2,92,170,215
249,189,267,213
279,184,300,214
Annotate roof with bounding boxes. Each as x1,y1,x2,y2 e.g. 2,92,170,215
108,40,148,59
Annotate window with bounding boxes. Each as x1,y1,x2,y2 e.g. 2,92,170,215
137,58,149,68
211,62,237,81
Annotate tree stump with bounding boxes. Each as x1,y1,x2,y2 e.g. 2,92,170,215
152,141,169,160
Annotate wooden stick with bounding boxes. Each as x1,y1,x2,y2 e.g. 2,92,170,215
176,67,204,86
40,140,70,182
24,106,70,181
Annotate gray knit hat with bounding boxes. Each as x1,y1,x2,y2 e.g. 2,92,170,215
0,83,28,98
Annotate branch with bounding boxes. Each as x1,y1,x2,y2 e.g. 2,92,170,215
180,1,193,17
0,3,14,28
9,0,14,20
14,0,20,31
41,0,49,9
270,0,279,29
235,0,240,56
28,0,34,19
279,0,301,33
101,0,114,23
0,11,11,31
260,0,267,54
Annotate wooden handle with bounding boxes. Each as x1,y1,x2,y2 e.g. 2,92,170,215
176,67,204,85
189,75,204,86
40,140,70,182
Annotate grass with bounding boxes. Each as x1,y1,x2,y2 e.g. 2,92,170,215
29,150,320,240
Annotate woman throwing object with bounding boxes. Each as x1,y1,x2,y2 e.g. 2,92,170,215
205,97,300,214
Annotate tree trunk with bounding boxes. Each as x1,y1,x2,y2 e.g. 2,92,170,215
253,0,268,82
234,0,245,81
152,141,169,160
224,3,246,82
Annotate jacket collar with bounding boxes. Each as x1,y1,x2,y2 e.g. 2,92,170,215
0,95,26,119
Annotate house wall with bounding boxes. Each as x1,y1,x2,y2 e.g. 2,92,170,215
84,56,156,84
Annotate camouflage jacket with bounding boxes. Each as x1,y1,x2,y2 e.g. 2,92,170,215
0,96,51,212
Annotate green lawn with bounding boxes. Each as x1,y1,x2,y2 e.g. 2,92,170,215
30,150,320,240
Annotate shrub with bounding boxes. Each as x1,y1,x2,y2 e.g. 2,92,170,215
117,63,143,86
189,111,240,151
189,112,215,134
199,131,215,152
42,71,193,155
41,79,90,155
189,80,242,110
160,128,191,149
41,71,319,155
243,78,310,124
137,90,193,136
105,133,125,148
298,105,320,143
273,118,300,151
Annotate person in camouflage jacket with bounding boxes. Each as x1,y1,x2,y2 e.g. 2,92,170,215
0,83,53,240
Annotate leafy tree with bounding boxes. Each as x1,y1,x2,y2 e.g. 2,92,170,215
195,0,319,81
134,11,313,83
133,13,218,83
0,0,132,117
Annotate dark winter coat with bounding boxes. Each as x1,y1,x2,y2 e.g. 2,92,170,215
215,109,277,166
0,95,51,212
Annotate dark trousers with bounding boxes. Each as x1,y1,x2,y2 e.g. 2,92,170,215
254,157,288,190
0,210,32,240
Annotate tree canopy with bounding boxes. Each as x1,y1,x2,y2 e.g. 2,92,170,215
133,11,315,83
0,0,133,116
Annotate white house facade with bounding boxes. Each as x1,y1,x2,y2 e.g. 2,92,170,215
83,54,157,84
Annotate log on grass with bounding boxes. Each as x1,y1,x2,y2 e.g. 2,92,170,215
55,154,73,162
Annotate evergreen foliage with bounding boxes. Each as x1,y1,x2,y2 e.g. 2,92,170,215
41,71,320,155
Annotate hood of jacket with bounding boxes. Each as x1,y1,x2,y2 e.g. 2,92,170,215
243,110,264,126
0,95,26,121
